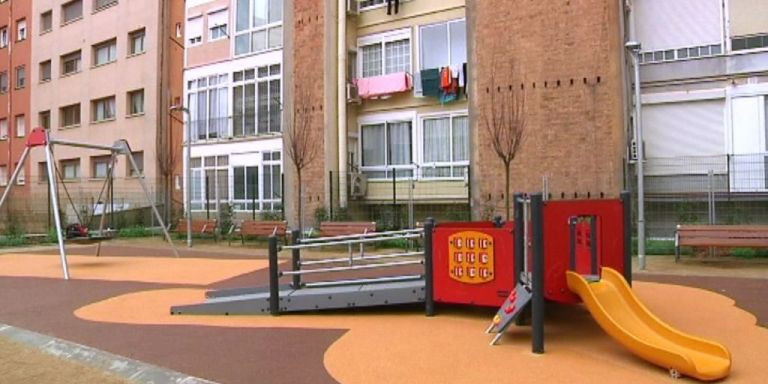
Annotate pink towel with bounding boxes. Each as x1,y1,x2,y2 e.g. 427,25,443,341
356,72,412,99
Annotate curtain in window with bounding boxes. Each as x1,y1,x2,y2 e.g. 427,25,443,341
196,91,207,139
389,122,411,165
269,80,281,132
209,88,228,138
385,39,410,74
233,86,243,136
361,44,382,78
244,84,256,135
423,118,450,163
362,124,385,166
452,116,469,161
258,81,269,133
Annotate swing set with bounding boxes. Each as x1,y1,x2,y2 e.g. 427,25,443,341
0,128,178,279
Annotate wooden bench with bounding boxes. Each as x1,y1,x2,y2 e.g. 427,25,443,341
231,220,288,245
675,224,768,261
177,219,218,241
319,221,377,237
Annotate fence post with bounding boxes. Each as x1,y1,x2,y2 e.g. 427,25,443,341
424,217,435,317
291,229,301,288
268,235,280,315
392,168,398,229
531,193,545,354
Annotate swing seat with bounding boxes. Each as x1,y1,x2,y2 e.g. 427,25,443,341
66,229,118,244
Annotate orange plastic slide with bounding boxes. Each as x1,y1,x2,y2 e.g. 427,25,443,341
566,267,731,381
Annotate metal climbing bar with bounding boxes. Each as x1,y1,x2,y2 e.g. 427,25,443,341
298,251,424,266
282,233,422,250
299,228,424,244
280,260,423,276
302,274,423,288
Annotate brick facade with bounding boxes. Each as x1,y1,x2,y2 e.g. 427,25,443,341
469,0,627,219
285,0,331,228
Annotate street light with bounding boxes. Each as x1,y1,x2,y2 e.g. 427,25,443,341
170,105,192,248
626,41,646,270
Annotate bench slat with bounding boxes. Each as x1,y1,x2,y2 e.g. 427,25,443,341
320,221,376,236
679,237,768,247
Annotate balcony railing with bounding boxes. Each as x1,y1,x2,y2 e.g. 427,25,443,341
188,116,282,143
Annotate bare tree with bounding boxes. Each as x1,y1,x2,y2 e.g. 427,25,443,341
285,90,319,231
481,66,526,220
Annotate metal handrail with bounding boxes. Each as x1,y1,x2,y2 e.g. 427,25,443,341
302,274,423,288
280,260,423,276
298,228,423,244
282,233,422,250
299,251,424,266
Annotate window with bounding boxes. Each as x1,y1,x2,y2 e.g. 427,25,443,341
421,114,468,178
128,152,143,177
208,10,229,41
187,16,203,46
360,0,386,9
61,50,82,75
127,89,144,115
0,165,7,186
40,11,53,33
60,159,80,180
420,19,466,70
15,163,24,185
93,39,117,66
14,65,25,89
91,155,111,179
0,27,8,48
732,34,768,51
234,0,283,56
129,28,145,55
188,74,229,141
16,19,26,41
39,111,51,130
40,60,52,82
94,0,118,11
190,155,229,211
62,0,83,25
231,64,281,137
262,151,282,210
0,119,7,138
0,71,6,93
15,115,25,137
361,120,413,179
60,103,81,128
233,166,259,209
359,30,411,78
91,96,116,122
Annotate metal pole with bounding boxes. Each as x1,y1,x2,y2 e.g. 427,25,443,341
329,171,334,220
45,143,70,280
513,193,524,285
628,44,646,270
531,193,545,354
268,235,279,315
125,150,179,258
620,191,632,285
392,168,397,229
0,147,29,210
424,217,435,316
205,174,210,220
291,229,301,288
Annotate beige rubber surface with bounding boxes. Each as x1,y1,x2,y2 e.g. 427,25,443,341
75,282,767,382
0,253,267,285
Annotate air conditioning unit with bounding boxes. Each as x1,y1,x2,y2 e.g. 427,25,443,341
350,173,368,198
346,82,361,104
347,0,359,16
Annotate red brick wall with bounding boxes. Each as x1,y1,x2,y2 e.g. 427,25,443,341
470,0,626,218
289,0,328,228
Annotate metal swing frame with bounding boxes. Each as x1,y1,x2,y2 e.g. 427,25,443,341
0,128,178,280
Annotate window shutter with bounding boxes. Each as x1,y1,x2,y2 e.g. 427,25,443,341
208,10,229,28
187,16,203,40
635,0,722,51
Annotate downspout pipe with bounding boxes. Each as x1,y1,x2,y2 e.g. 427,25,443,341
338,0,348,209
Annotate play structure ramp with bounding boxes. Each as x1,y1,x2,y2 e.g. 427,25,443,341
171,279,425,315
566,267,731,381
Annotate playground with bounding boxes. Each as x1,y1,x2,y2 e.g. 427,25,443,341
0,194,767,383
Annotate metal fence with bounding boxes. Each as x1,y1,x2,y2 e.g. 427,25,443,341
633,153,768,238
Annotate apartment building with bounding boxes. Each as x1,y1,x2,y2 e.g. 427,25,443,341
284,0,627,228
183,0,284,218
0,0,32,222
633,0,768,194
26,0,184,229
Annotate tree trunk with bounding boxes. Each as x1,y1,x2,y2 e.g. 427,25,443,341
504,161,511,220
297,170,303,232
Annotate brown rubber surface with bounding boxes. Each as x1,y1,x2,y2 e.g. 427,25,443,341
1,247,766,383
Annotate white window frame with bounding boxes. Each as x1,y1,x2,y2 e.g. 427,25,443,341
0,118,7,139
417,111,470,180
0,165,7,186
128,28,146,56
208,9,229,42
0,27,8,48
91,96,116,122
16,19,26,41
357,28,412,79
418,18,466,70
15,163,24,185
15,115,25,137
190,155,230,211
187,73,230,141
359,0,412,11
233,0,283,56
358,110,417,180
187,16,203,47
230,64,282,137
92,38,117,67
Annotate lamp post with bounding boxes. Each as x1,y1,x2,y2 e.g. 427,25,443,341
170,105,192,248
626,41,646,270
